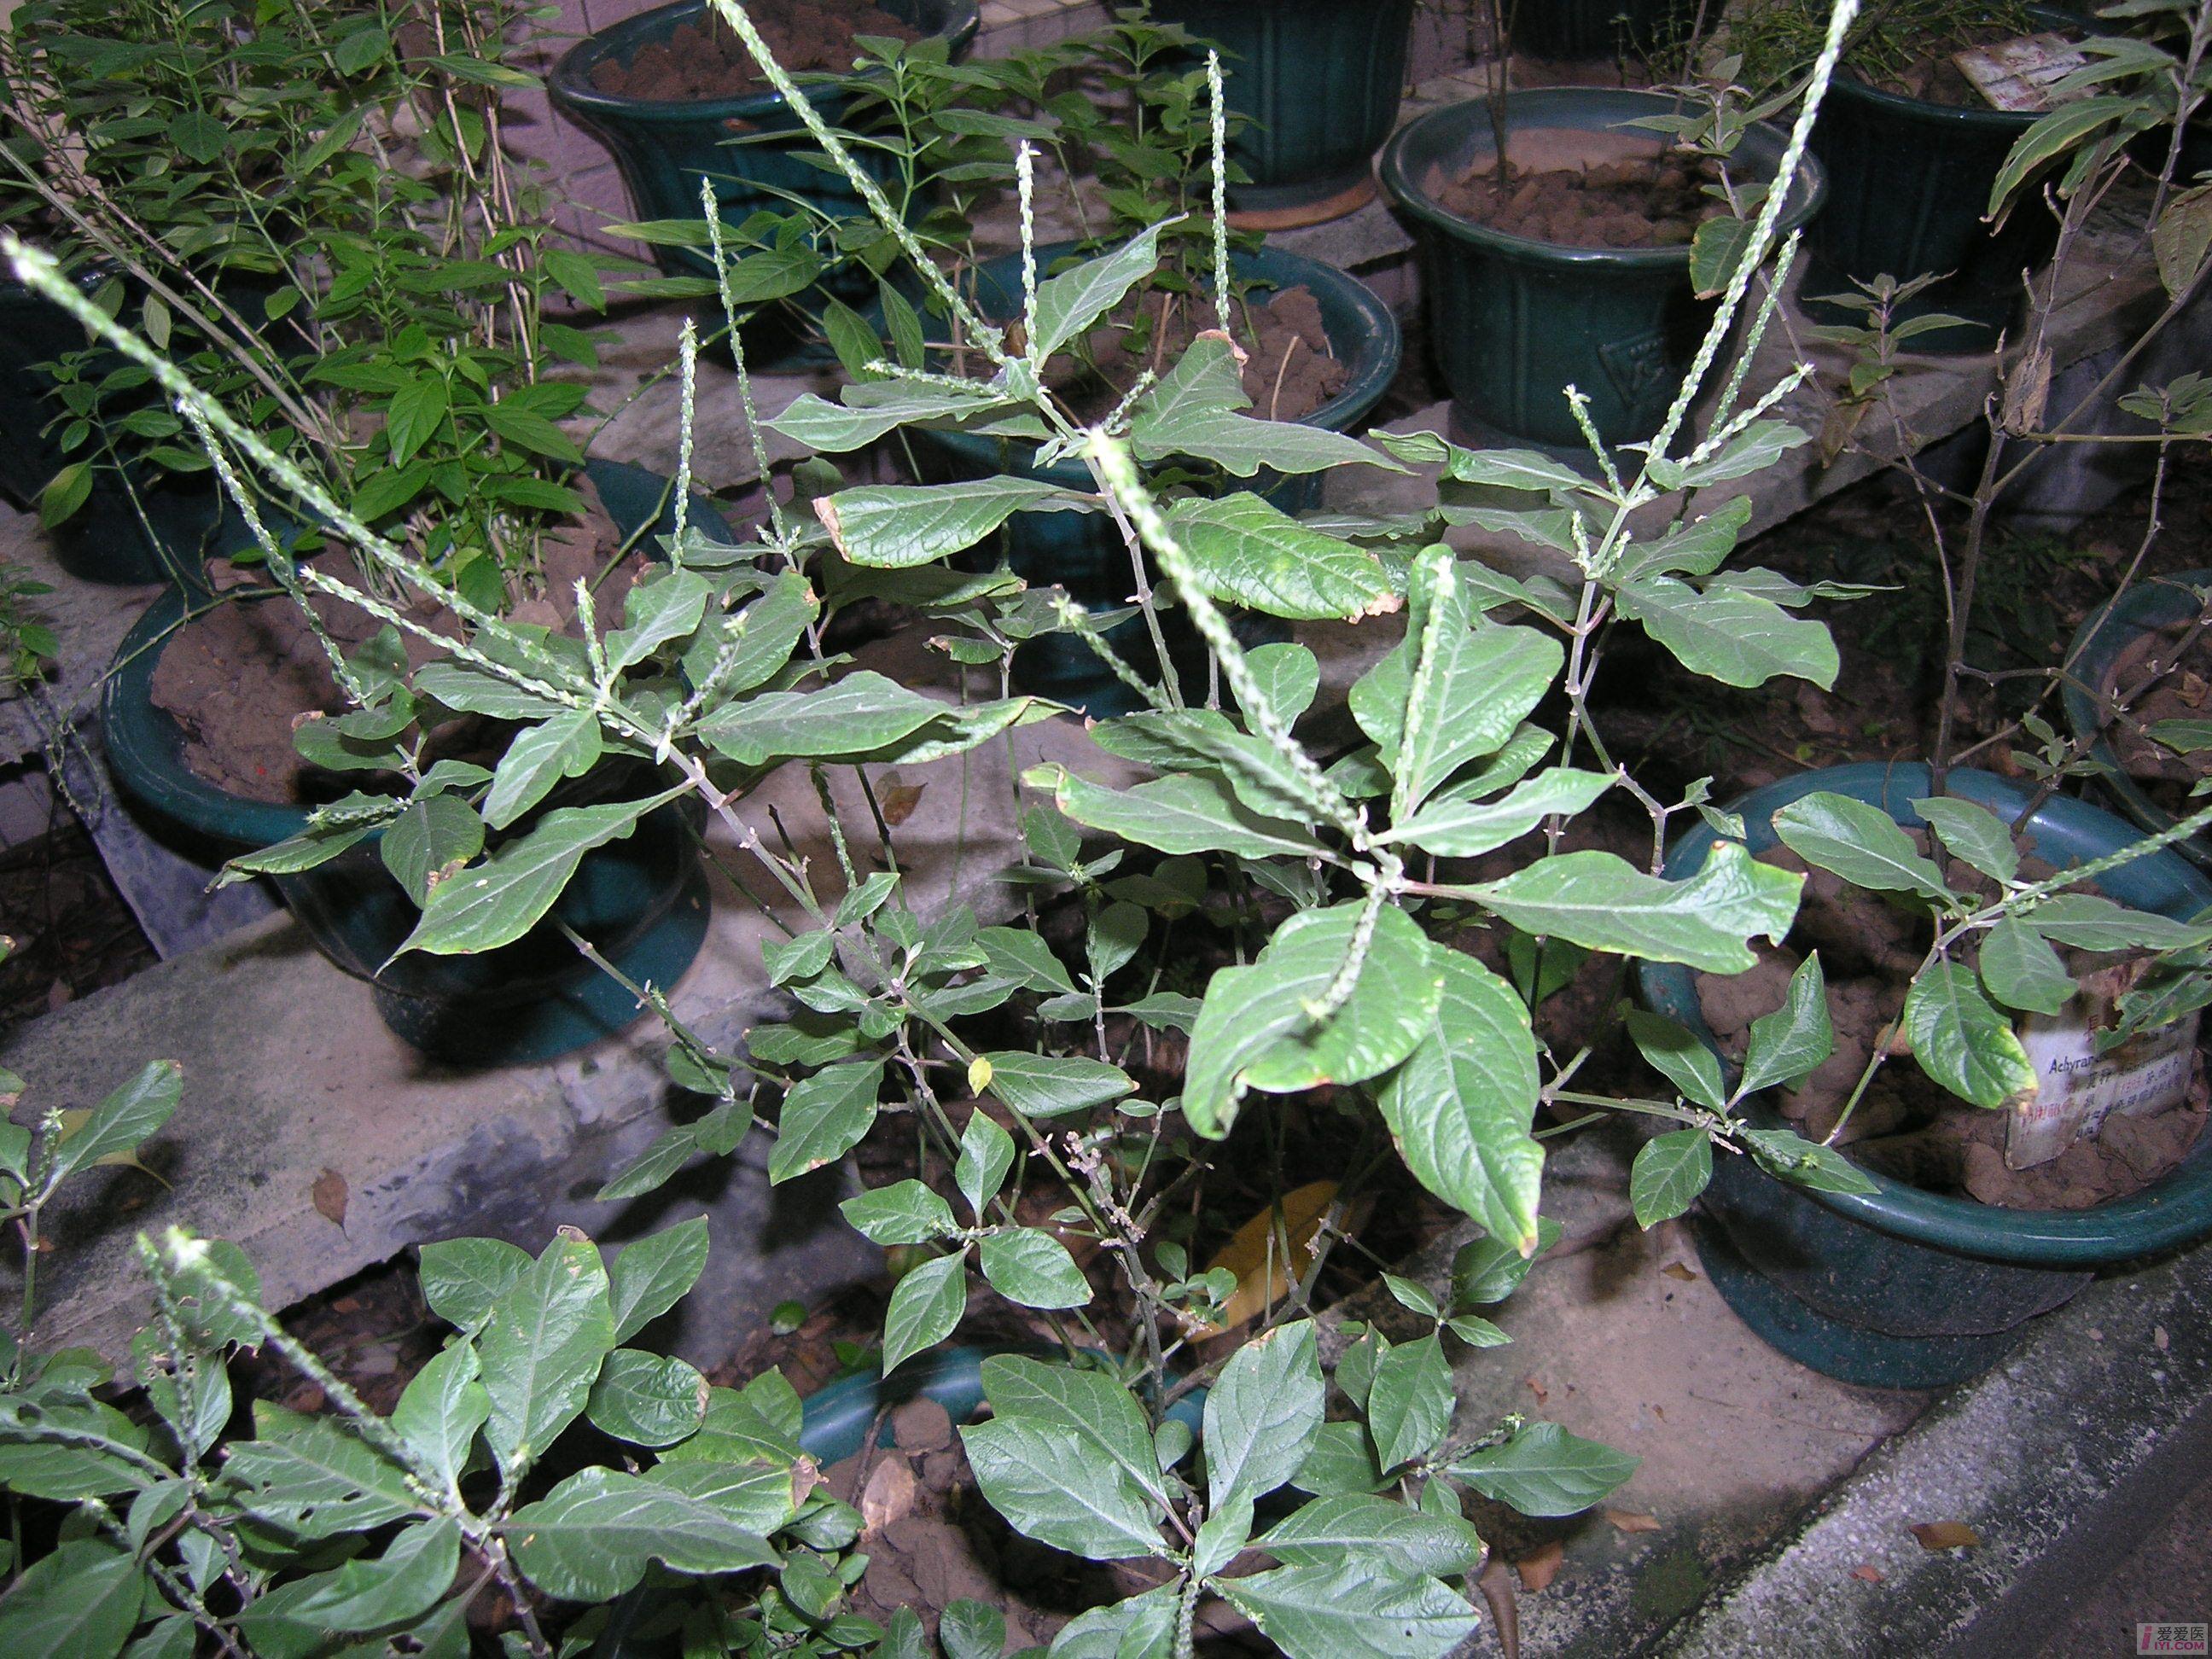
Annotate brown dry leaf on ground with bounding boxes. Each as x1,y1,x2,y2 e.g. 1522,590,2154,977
1661,1261,1699,1282
1851,1563,1884,1583
1912,1521,1981,1551
312,1167,347,1229
1478,1556,1521,1659
1517,1540,1565,1592
1605,1509,1662,1534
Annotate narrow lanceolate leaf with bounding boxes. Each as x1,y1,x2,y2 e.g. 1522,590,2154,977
2019,894,2212,953
1470,841,1802,975
1625,1010,1727,1111
1372,429,1585,493
1903,961,2034,1108
1911,796,2019,885
1090,708,1336,828
1614,575,1838,690
1772,791,1953,902
1738,952,1835,1097
49,1059,181,1184
1366,1334,1455,1473
1628,1128,1714,1227
699,671,946,765
477,1235,617,1480
1130,399,1402,478
1257,1493,1486,1576
1025,765,1329,863
767,1061,885,1184
1447,1420,1639,1516
1184,903,1443,1138
259,1516,461,1635
1739,1126,1879,1196
1028,224,1165,360
881,1253,968,1377
1388,768,1615,858
1204,1320,1325,1509
1215,1562,1481,1659
504,1467,777,1601
1374,950,1543,1254
1163,492,1399,621
816,477,1076,568
1979,917,2074,1017
395,793,675,958
768,383,1020,451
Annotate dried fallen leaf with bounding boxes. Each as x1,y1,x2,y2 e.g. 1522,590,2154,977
1200,1180,1343,1333
1526,1375,1550,1405
1516,1540,1564,1592
1605,1509,1661,1534
1851,1563,1883,1583
860,1452,917,1534
1911,1521,1980,1551
2156,1324,2170,1351
311,1167,348,1230
878,781,925,827
1477,1555,1520,1659
1662,1262,1699,1282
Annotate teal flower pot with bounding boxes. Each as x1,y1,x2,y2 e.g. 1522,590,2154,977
1148,0,1416,222
1800,6,2087,352
1639,763,2212,1389
101,458,717,1067
549,0,979,291
904,242,1400,716
1380,88,1825,451
2062,569,2212,873
1513,0,1691,60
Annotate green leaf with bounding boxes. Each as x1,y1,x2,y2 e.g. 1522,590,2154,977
1366,1334,1454,1473
1215,1562,1481,1659
1471,841,1802,975
606,1216,711,1344
1204,1318,1324,1509
0,1540,144,1659
768,1061,884,1184
477,1234,617,1479
699,671,944,765
1645,420,1808,490
1980,917,2075,1016
2153,182,2212,300
221,1410,421,1538
1772,791,1953,902
770,382,1025,451
977,1051,1136,1119
381,794,486,906
1738,952,1835,1095
1047,1584,1180,1659
168,108,226,163
1903,961,2034,1108
818,476,1074,568
955,1110,1015,1217
841,1179,958,1244
979,1355,1168,1509
1376,430,1583,492
1625,1010,1726,1110
881,1254,967,1376
1989,95,2136,216
1738,1126,1879,1196
392,1342,489,1496
417,1237,531,1333
962,1403,1167,1561
413,660,568,720
1614,575,1838,690
1628,1128,1714,1226
684,569,818,698
2022,894,2212,952
980,1229,1091,1309
1026,764,1327,862
1185,903,1443,1138
976,927,1080,994
386,375,450,469
395,793,673,957
1244,642,1321,727
1090,708,1336,828
1451,1217,1564,1307
1447,1420,1639,1516
504,1467,777,1601
1613,497,1755,584
1028,224,1164,359
586,1349,708,1447
1258,1493,1485,1576
1129,370,1401,475
1689,212,1755,297
940,1600,1009,1659
49,1059,180,1185
1288,1420,1389,1496
605,568,711,672
1164,493,1398,622
1912,796,2019,884
38,460,91,529
263,1516,459,1635
1374,951,1544,1254
484,401,584,463
1387,767,1614,858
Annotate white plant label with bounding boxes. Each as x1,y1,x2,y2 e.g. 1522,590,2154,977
1955,33,2093,114
2007,959,2200,1170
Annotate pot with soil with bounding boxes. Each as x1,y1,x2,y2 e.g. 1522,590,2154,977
902,241,1400,716
1145,0,1418,229
2062,568,2212,872
1379,87,1825,453
1639,762,2212,1390
1513,0,1694,61
101,458,717,1067
1797,4,2091,352
549,0,980,303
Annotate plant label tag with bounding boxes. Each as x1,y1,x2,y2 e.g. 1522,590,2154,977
2007,960,2200,1170
1954,33,2093,114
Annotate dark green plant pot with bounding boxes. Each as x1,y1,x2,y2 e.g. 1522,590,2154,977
1639,762,2212,1389
2062,569,2212,872
1512,0,1691,60
548,0,978,291
1379,88,1825,451
1801,7,2087,352
100,458,718,1067
1148,0,1416,218
905,242,1400,716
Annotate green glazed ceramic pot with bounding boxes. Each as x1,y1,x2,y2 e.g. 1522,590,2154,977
102,458,718,1066
1639,763,2212,1389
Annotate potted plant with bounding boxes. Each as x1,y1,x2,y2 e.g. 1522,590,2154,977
1381,78,1824,451
1639,764,2212,1388
1145,0,1420,227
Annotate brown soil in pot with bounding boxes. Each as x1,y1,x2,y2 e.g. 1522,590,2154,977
1435,128,1725,250
1694,845,2209,1210
150,480,636,806
1050,282,1348,427
587,0,917,102
2103,614,2212,813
